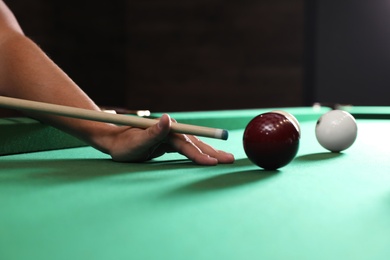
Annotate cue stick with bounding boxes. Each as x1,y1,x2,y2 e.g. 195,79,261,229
0,96,228,140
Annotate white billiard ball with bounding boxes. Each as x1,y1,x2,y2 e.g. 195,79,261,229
315,110,358,152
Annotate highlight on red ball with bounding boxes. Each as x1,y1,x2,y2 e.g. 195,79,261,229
243,111,300,170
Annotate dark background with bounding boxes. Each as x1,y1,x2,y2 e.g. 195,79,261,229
14,1,390,112
6,0,305,112
307,0,390,106
9,1,390,112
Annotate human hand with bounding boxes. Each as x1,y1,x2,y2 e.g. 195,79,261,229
106,114,235,165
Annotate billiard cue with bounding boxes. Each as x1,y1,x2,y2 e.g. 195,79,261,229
0,96,229,140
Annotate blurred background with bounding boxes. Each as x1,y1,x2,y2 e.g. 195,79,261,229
7,0,390,112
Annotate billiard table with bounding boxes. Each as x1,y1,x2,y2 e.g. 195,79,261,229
1,106,390,260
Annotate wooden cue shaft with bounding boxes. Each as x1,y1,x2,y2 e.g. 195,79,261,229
0,96,228,140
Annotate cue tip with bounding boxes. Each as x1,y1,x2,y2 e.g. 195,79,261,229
221,129,229,140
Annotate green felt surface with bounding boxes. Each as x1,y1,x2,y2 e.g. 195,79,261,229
339,105,390,119
0,117,86,155
1,107,390,260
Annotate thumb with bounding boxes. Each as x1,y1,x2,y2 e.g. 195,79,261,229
145,113,172,142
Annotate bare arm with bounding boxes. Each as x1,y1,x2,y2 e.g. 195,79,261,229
0,1,234,165
0,1,111,148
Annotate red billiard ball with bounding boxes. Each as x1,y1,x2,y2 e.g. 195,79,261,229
243,111,300,170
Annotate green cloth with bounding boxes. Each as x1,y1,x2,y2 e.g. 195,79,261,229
1,107,389,260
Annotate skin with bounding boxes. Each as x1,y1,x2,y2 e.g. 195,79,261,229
0,1,234,165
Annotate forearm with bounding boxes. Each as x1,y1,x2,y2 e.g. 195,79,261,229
0,32,122,153
0,1,235,165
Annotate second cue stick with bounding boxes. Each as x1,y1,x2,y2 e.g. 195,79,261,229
0,96,228,140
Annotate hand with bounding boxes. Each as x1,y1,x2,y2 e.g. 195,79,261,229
107,114,235,165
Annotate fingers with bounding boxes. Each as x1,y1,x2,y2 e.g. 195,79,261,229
186,135,235,164
168,133,235,165
170,134,218,165
143,114,235,165
109,114,172,162
109,113,235,165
